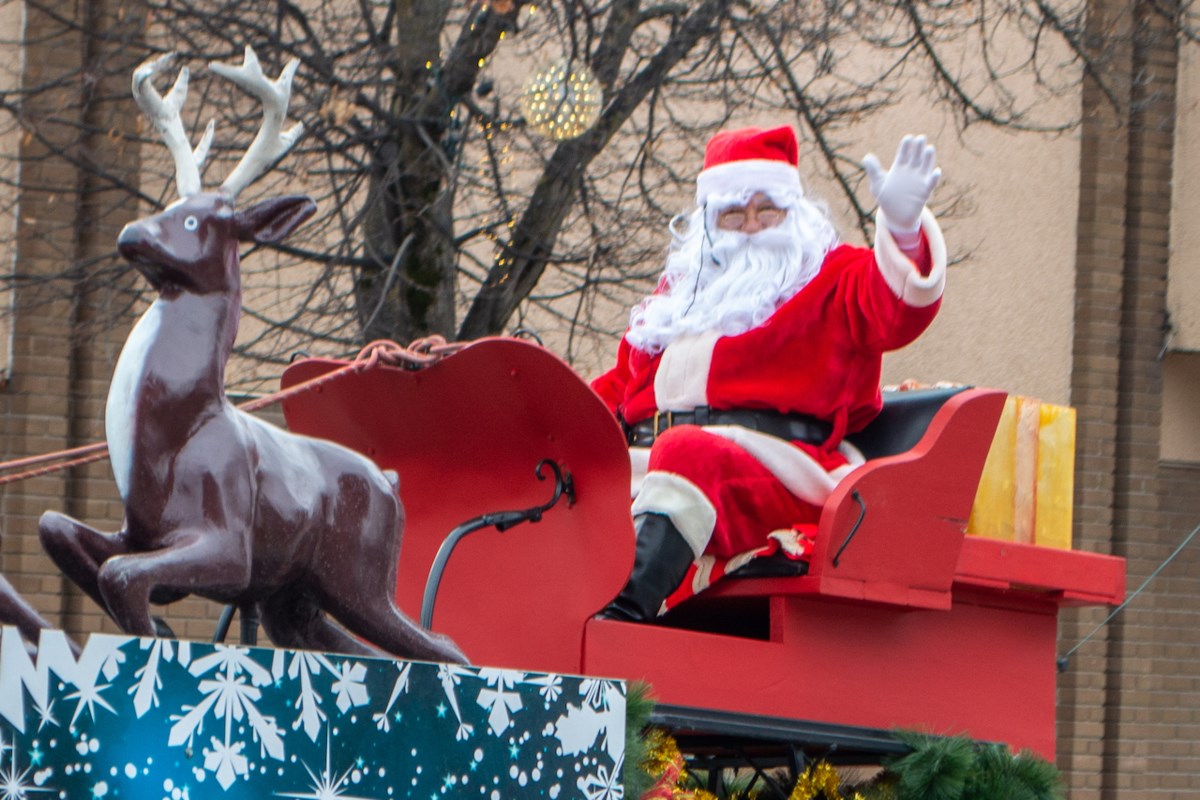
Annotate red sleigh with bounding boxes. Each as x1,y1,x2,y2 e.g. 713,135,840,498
281,337,1124,759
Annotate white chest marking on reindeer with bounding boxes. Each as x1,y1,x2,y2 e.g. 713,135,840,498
106,299,164,501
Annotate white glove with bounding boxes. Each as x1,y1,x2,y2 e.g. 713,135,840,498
862,134,941,234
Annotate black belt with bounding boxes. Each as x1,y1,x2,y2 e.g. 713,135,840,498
626,407,832,448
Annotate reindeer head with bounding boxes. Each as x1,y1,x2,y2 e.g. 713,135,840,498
117,49,316,296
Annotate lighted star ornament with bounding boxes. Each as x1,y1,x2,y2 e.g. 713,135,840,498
519,60,601,140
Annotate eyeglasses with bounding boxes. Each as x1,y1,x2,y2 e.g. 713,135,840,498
716,202,788,231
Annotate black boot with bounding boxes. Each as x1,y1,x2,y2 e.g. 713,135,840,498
598,513,695,622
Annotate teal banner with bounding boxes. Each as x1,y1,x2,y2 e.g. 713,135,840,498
0,629,625,799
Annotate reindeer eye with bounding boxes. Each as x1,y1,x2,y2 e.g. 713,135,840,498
183,216,199,232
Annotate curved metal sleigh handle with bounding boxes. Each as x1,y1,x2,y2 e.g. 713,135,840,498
420,459,575,629
831,490,867,568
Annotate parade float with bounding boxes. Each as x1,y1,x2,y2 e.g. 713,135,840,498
0,46,1124,800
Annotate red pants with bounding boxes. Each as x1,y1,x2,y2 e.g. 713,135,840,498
632,424,851,608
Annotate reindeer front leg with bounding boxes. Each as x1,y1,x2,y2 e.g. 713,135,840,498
96,528,251,636
39,511,131,613
0,572,71,654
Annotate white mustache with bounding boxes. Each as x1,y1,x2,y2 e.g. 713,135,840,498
708,227,795,272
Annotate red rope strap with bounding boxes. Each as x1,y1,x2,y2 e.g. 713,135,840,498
0,338,464,485
0,451,112,487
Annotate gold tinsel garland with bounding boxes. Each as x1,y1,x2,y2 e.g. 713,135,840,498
787,760,866,800
641,730,718,800
641,731,870,800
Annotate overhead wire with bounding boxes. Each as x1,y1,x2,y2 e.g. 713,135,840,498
1057,519,1200,672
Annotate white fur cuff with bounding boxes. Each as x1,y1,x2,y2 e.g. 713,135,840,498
874,207,946,308
631,471,716,558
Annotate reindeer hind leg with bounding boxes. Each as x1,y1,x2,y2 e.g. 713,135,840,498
321,584,469,665
260,586,390,657
314,476,468,664
0,573,60,650
96,527,251,636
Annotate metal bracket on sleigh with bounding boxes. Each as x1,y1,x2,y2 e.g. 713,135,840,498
420,459,575,628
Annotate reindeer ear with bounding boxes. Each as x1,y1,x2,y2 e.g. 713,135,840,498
234,195,317,243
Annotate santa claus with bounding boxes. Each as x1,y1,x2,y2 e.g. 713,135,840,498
592,125,945,622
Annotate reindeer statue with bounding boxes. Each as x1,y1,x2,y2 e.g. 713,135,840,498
38,48,466,664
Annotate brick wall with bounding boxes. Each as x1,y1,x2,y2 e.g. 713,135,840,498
1061,0,1200,796
1060,0,1132,787
3,0,85,635
1152,463,1200,783
3,0,226,647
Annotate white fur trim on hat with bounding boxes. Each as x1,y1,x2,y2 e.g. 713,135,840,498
873,207,946,308
696,159,802,208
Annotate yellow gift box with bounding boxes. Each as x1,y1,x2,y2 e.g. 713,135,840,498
967,396,1075,549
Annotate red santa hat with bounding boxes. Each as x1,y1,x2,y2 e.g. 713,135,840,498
695,125,803,208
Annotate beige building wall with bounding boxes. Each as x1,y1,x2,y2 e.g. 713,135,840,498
1170,41,1200,353
810,17,1079,405
0,0,20,380
1166,39,1200,461
856,122,1079,406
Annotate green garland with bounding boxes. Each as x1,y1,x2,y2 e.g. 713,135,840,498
624,681,659,798
886,730,1064,800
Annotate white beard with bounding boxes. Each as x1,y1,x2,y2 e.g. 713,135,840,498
626,196,838,354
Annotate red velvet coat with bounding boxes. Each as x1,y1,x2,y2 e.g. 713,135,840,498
592,239,940,449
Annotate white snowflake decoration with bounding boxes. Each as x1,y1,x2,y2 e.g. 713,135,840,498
437,664,476,741
372,662,411,733
476,668,525,737
168,645,285,789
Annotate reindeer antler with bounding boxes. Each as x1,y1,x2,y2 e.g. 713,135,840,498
132,53,215,198
211,46,305,201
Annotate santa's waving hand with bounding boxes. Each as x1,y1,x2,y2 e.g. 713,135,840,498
863,134,942,252
860,134,946,306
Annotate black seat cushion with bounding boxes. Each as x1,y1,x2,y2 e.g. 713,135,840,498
846,386,968,460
